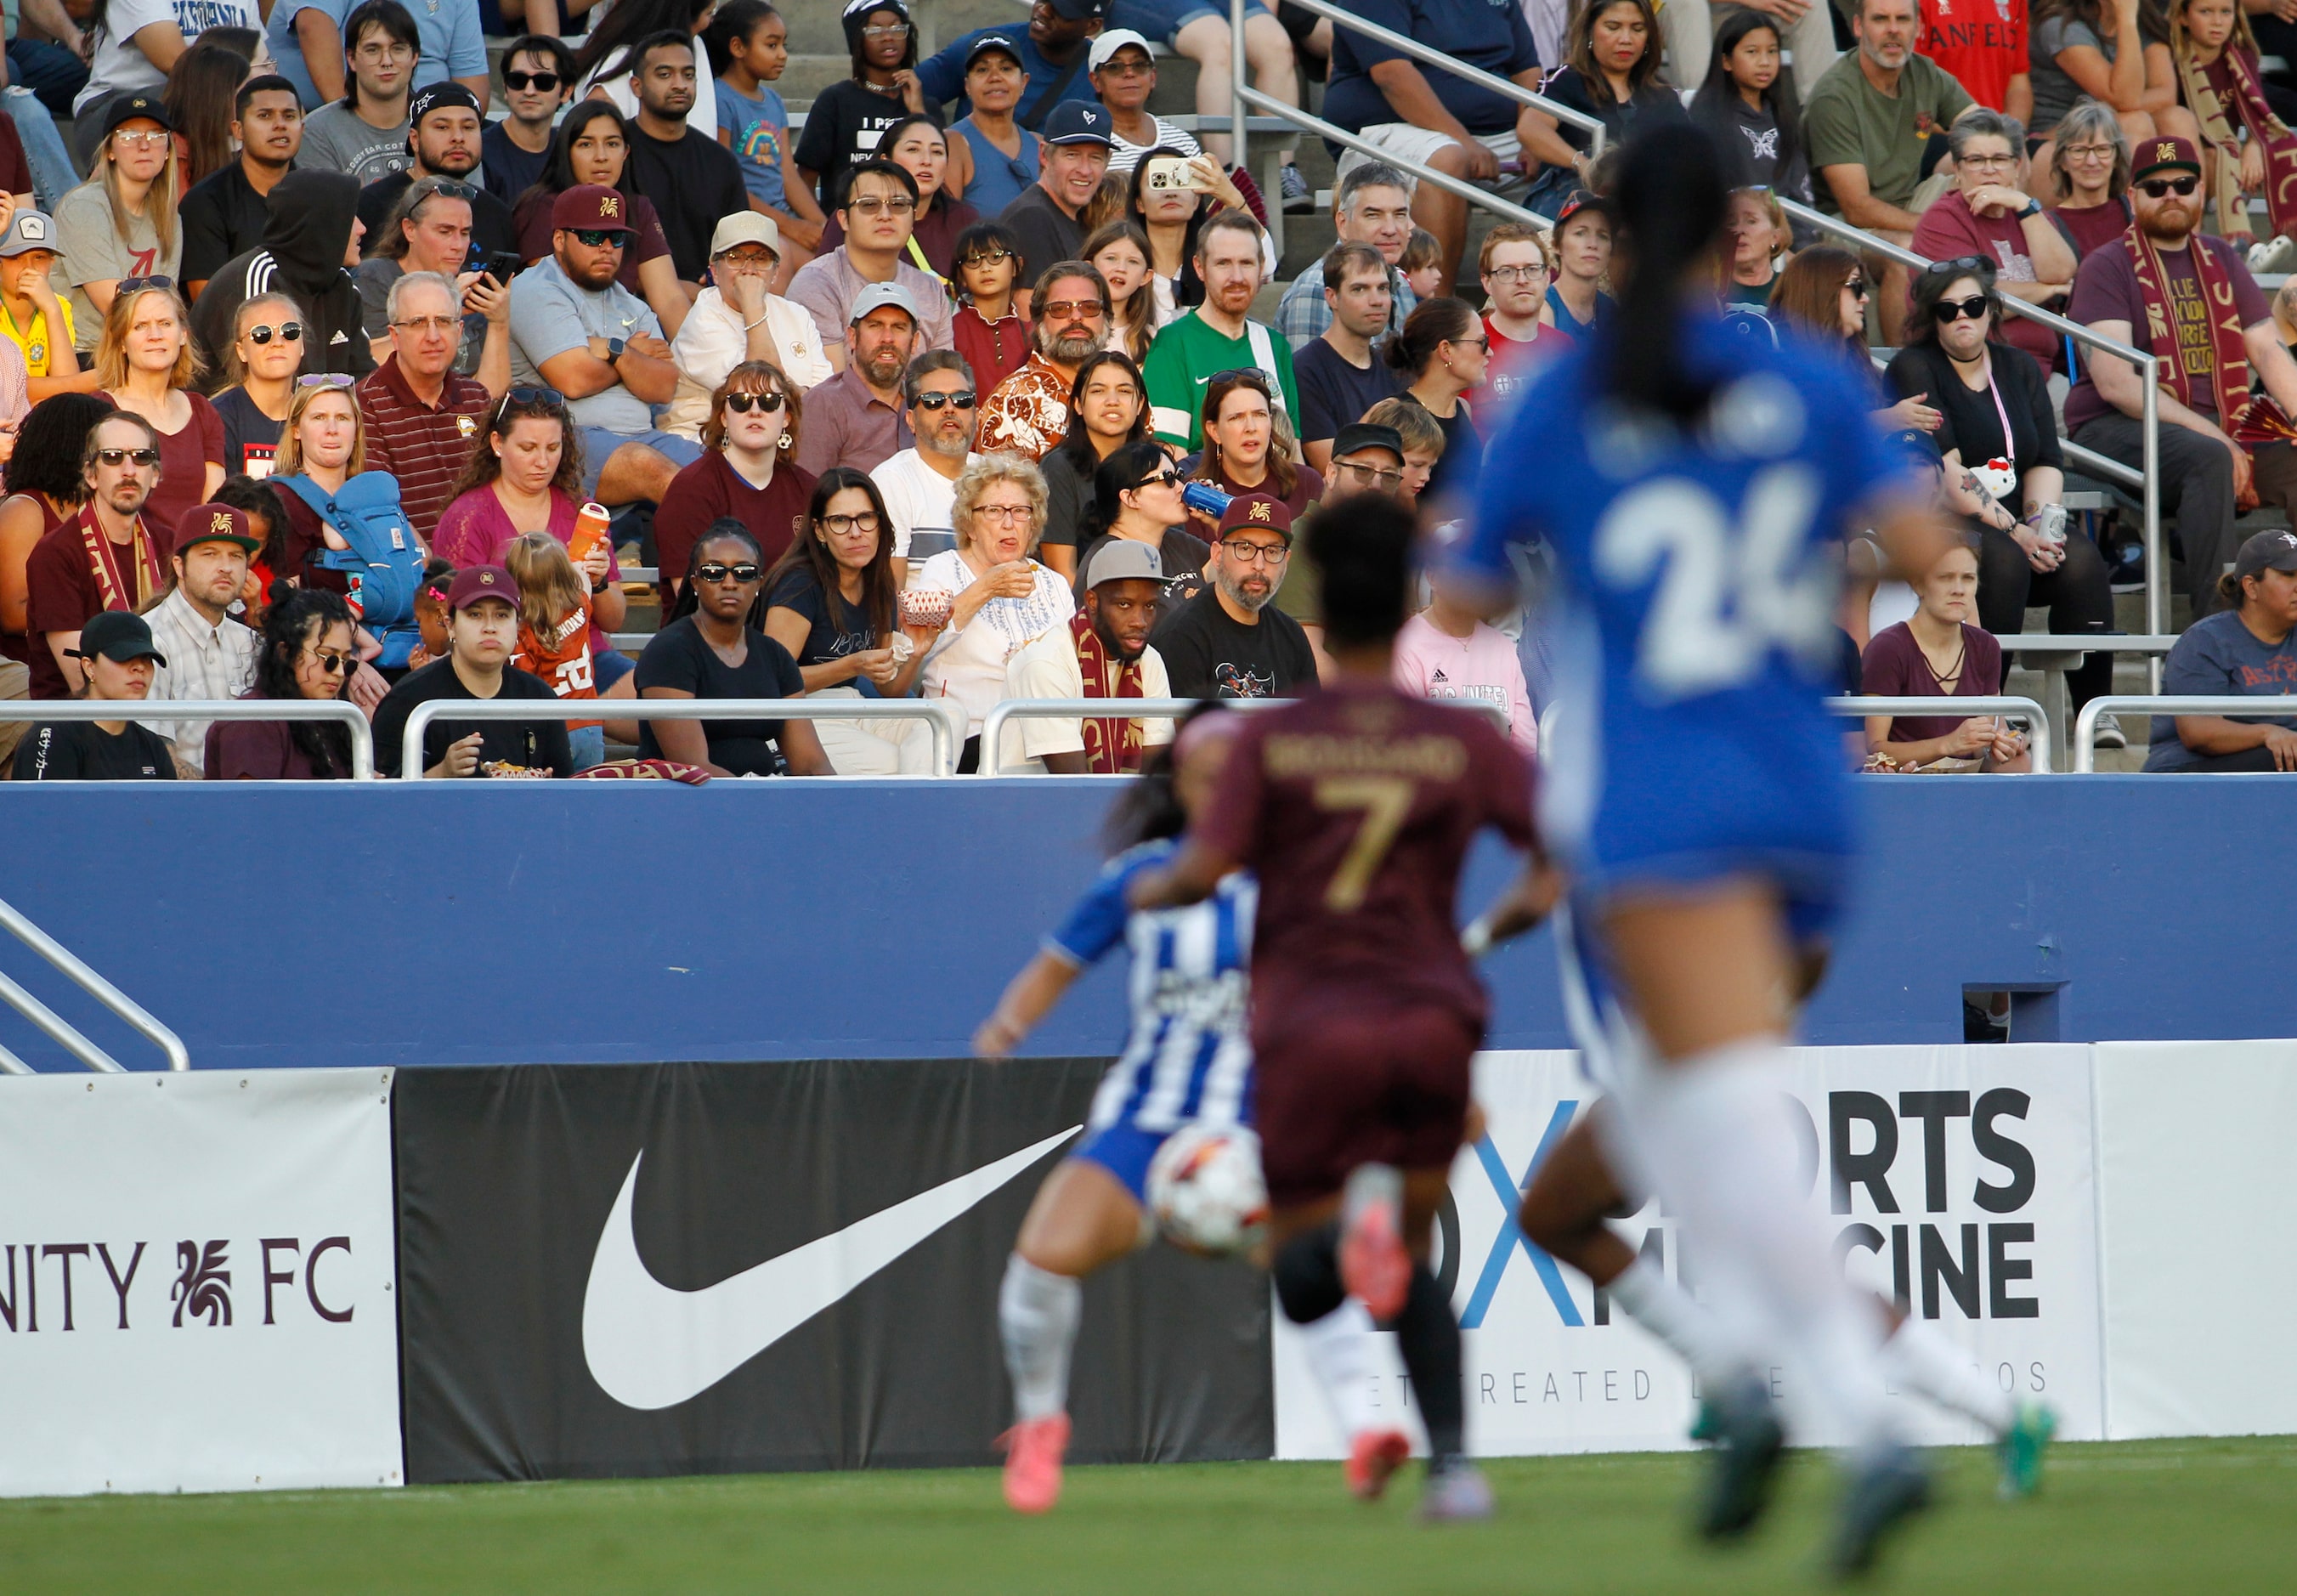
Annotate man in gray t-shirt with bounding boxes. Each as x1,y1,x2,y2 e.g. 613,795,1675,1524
506,184,700,507
300,101,411,187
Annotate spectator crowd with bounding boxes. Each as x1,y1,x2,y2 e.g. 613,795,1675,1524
4,0,2297,779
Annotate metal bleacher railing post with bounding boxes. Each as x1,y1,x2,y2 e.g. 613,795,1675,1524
2071,693,2297,772
398,698,968,779
0,892,191,1074
0,699,376,779
979,695,1516,775
1832,694,2057,773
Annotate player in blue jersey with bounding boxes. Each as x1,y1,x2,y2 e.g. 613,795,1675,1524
1453,123,1959,1576
974,705,1397,1516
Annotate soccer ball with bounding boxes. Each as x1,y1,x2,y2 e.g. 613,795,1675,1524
1146,1125,1270,1257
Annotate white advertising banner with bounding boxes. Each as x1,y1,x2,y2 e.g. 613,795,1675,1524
0,1069,404,1497
1276,1044,2105,1459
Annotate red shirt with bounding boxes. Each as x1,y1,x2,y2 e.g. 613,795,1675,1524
356,356,492,545
1909,190,2059,368
953,304,1031,397
1195,680,1536,1027
100,391,224,542
1916,0,2029,112
1481,315,1573,407
653,450,814,601
21,507,166,699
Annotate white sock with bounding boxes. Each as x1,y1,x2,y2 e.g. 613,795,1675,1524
1626,1038,1898,1451
1297,1299,1384,1440
1608,1253,1742,1387
999,1254,1082,1423
1882,1313,2017,1435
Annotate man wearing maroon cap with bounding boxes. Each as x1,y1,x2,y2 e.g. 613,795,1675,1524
370,563,574,778
1148,490,1317,700
506,184,700,510
141,503,263,776
2066,132,2297,618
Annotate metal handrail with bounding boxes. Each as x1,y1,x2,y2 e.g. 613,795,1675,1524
0,699,376,780
978,695,1515,775
1234,90,1558,231
0,894,190,1074
2072,693,2297,773
1836,694,2056,773
399,697,968,779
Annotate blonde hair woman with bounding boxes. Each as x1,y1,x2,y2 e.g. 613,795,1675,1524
268,376,369,591
914,452,1073,769
211,292,304,478
54,101,182,352
93,280,220,534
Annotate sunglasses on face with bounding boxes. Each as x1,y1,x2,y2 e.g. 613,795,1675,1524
1039,298,1105,321
245,320,303,344
694,561,761,584
2137,175,2199,198
846,195,916,218
96,446,161,466
723,390,786,413
569,228,627,247
1844,277,1870,298
912,390,976,410
1132,467,1180,490
1934,295,1991,323
502,70,561,90
306,648,355,676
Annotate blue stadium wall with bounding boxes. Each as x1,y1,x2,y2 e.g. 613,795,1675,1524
1,776,2289,1071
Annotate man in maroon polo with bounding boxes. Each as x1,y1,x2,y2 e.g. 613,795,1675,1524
357,269,501,546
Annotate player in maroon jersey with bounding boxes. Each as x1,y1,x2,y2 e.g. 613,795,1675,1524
1129,493,1559,1519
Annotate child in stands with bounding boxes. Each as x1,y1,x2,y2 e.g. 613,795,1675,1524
952,221,1030,396
504,532,603,770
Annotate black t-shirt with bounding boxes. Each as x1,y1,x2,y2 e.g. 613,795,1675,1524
10,718,177,779
1038,447,1095,551
1884,340,2064,484
356,170,520,260
211,385,285,478
632,614,806,774
627,126,752,283
179,162,278,290
1148,585,1318,699
997,184,1084,291
1538,67,1689,158
1072,527,1209,609
767,563,879,665
370,657,575,778
1293,335,1405,445
792,79,912,205
482,120,550,208
1420,397,1483,504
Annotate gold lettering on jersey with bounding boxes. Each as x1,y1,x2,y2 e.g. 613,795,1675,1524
1264,733,1467,781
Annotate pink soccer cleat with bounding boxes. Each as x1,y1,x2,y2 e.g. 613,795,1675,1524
999,1412,1071,1514
1339,1164,1412,1322
1346,1428,1412,1502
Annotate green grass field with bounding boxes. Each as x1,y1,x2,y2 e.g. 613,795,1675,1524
3,1439,2291,1594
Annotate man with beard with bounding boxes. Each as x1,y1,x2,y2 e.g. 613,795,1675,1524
796,281,920,477
999,100,1113,289
354,84,518,260
996,537,1172,773
1147,490,1315,699
506,184,696,507
180,75,304,300
620,34,750,286
192,168,374,385
1143,211,1296,451
976,261,1108,461
874,351,982,583
23,411,168,699
139,502,262,776
2068,133,2297,619
789,160,953,370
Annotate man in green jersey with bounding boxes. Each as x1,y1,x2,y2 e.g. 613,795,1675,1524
1142,209,1296,452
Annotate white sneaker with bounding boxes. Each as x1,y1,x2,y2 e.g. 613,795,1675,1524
2091,714,2127,750
2248,234,2297,274
1421,1463,1495,1523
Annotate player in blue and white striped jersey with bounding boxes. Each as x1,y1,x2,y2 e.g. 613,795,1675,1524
974,705,1395,1516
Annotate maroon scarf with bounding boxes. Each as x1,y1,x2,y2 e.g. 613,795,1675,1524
1070,611,1148,774
75,504,161,614
2123,222,2251,432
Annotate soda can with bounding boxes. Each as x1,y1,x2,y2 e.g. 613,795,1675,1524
1180,479,1233,519
2034,502,2068,547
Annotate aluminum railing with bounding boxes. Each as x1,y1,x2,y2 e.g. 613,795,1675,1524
1841,694,2056,773
978,694,1516,775
0,699,376,779
398,697,968,779
0,893,190,1074
2072,694,2297,773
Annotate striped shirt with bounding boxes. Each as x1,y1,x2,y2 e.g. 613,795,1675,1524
356,356,491,546
1047,839,1256,1135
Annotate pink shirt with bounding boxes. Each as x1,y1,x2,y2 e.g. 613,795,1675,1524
1390,611,1537,756
432,484,621,653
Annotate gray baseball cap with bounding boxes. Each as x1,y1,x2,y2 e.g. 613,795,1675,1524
849,280,921,325
2233,528,2297,580
0,209,59,258
1085,539,1163,588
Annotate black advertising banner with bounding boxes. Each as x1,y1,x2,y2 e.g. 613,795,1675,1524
393,1060,1271,1482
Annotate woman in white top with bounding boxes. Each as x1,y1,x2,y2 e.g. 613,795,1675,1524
665,213,835,440
916,452,1073,772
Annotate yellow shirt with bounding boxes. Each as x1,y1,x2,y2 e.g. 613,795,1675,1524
0,297,72,376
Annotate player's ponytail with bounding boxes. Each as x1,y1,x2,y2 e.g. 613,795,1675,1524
1607,124,1730,422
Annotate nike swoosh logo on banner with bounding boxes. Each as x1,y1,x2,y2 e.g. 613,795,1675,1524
582,1126,1078,1410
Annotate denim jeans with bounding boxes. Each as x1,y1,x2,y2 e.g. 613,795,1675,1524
3,86,76,208
7,39,88,117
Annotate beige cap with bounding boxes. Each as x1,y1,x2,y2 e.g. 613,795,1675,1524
709,211,781,259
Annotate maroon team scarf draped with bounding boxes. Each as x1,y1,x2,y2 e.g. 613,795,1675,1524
2179,39,2297,241
75,504,161,613
1070,611,1148,774
2123,221,2252,433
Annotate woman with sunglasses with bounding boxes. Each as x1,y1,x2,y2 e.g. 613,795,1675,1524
761,467,939,773
1192,367,1320,524
94,280,223,536
1887,260,2116,732
636,519,835,777
1909,110,2076,371
1383,298,1486,511
210,293,303,478
1038,350,1149,578
511,103,687,341
203,586,363,780
655,360,813,607
1072,438,1210,608
1771,246,1943,442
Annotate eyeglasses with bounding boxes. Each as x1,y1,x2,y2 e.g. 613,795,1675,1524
1933,295,1991,323
297,373,354,388
95,446,161,467
2136,175,2199,198
115,274,173,295
110,129,169,149
970,503,1033,524
846,195,916,217
392,315,462,335
1335,460,1403,490
1958,151,2016,170
821,512,882,535
502,70,562,91
713,249,777,269
1485,263,1548,283
912,390,976,410
723,391,787,413
1449,335,1491,350
694,561,762,583
1040,298,1106,320
569,228,628,247
1220,539,1289,563
306,648,355,676
861,22,909,37
244,321,303,345
2062,142,2117,162
960,248,1015,267
354,39,416,61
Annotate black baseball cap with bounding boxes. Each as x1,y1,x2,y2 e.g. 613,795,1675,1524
1553,189,1615,228
410,82,484,127
1330,422,1404,463
965,32,1022,71
67,610,167,667
101,93,171,137
1044,0,1107,17
2233,528,2297,580
1041,102,1113,148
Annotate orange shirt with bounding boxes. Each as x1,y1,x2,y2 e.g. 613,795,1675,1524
513,592,600,728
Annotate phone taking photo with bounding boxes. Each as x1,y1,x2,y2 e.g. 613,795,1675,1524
1142,156,1203,195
